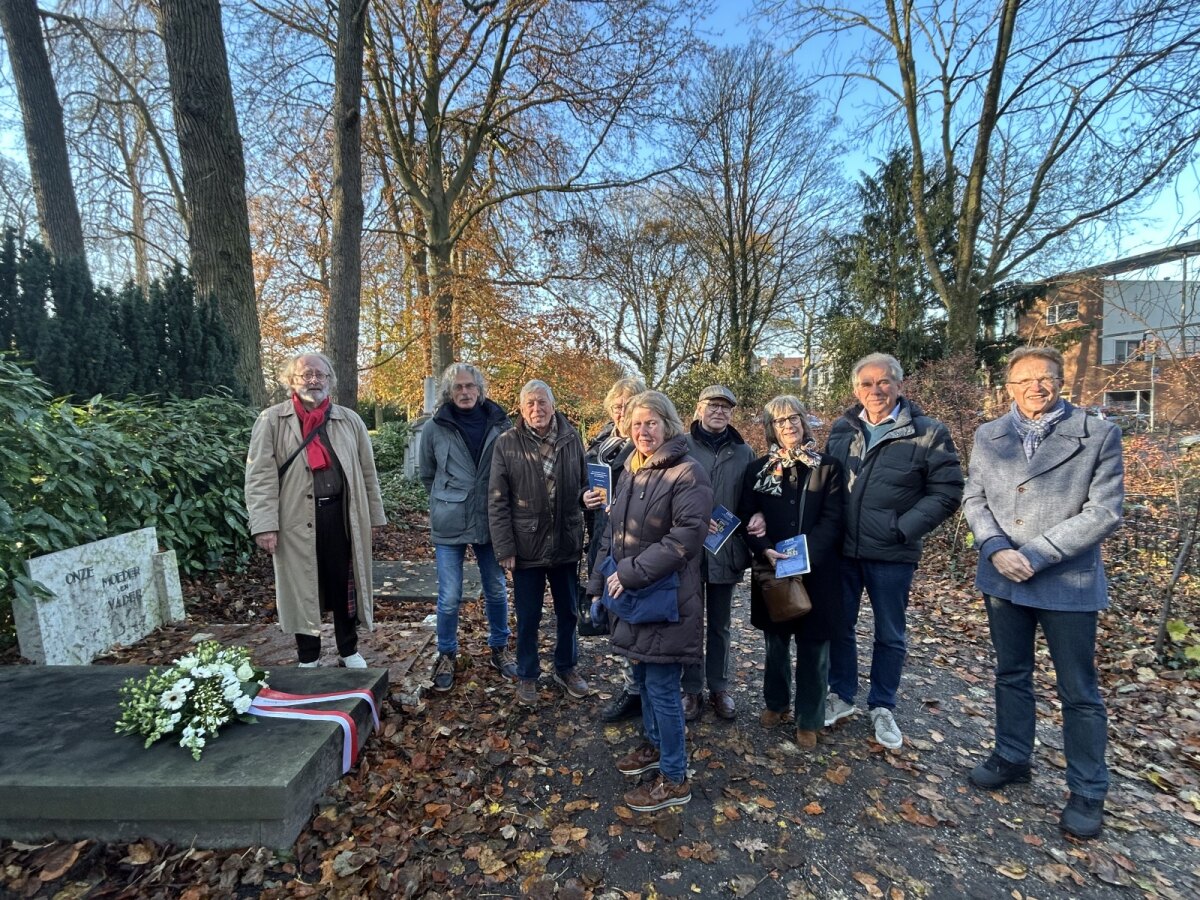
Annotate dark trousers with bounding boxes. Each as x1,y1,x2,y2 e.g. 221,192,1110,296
295,496,358,663
682,582,735,694
513,563,579,680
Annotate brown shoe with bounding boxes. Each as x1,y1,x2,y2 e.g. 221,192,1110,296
552,669,590,699
682,692,703,722
616,743,661,776
711,690,736,720
623,774,692,812
759,708,794,727
795,728,818,749
516,679,539,706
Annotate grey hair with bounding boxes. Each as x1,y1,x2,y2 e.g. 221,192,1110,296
279,351,337,393
851,352,904,387
439,362,488,405
1005,346,1064,381
762,395,812,448
625,390,685,441
519,379,555,406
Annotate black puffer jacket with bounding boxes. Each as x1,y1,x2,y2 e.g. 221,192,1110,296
825,398,963,564
587,435,713,665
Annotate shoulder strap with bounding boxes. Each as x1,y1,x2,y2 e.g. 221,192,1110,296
278,406,331,480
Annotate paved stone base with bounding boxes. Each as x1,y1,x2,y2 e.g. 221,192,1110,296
374,559,479,602
0,665,387,849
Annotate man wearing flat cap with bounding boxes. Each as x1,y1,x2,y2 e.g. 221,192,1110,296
682,385,755,720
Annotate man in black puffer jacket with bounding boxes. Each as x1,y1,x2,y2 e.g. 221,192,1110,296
825,353,963,752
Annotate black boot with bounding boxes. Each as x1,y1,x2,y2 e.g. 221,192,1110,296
601,690,642,722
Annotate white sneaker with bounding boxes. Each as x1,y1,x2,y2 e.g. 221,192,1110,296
870,707,903,750
824,694,857,727
298,660,320,668
340,652,368,669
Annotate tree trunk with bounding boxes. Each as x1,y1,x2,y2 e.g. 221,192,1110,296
328,0,369,411
428,240,454,377
0,0,87,267
157,0,265,407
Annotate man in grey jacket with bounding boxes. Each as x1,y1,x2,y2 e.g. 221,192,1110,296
963,346,1122,839
682,385,755,721
825,353,963,750
420,363,516,692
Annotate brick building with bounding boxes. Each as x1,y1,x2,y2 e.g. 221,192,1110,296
1011,241,1200,431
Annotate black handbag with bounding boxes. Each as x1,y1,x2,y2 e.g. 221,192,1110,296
576,559,608,637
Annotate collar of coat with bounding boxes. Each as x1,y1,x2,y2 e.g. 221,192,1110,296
982,401,1094,480
626,434,691,471
689,419,746,446
841,396,919,440
280,398,347,421
516,410,576,447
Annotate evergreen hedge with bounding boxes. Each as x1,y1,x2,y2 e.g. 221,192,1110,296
0,358,256,642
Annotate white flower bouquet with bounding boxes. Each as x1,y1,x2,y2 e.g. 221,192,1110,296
115,641,269,760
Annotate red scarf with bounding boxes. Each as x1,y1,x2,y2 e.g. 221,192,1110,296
292,395,332,471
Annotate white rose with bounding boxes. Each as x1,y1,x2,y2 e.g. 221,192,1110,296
234,695,252,714
235,662,255,682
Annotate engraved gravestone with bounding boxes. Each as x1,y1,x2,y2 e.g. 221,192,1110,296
16,527,185,664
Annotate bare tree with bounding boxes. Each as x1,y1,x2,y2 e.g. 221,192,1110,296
763,0,1200,354
572,189,711,388
671,42,844,377
0,0,87,265
363,0,701,376
157,0,265,406
327,0,370,409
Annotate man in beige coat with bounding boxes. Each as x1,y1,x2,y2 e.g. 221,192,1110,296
245,352,386,667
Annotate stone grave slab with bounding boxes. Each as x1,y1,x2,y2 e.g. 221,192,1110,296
0,665,387,849
374,559,479,603
18,527,185,665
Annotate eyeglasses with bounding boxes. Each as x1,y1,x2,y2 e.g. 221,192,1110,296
705,402,733,412
772,414,804,427
1008,376,1060,389
295,371,330,382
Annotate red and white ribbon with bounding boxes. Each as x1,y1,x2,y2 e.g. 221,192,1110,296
248,687,379,774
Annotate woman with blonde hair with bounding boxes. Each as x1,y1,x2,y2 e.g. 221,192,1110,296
583,376,646,721
588,391,712,811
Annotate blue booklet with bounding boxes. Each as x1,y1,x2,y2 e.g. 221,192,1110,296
774,534,810,577
587,462,612,507
705,505,741,555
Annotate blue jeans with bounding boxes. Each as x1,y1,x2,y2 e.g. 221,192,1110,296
435,542,510,654
985,595,1109,799
828,559,914,710
636,661,688,783
512,563,578,680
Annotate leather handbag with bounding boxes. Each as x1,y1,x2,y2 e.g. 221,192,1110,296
753,474,811,623
753,560,811,623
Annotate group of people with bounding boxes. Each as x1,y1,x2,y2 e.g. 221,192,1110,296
245,347,1123,837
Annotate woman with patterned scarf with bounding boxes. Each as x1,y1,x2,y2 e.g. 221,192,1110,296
739,396,845,749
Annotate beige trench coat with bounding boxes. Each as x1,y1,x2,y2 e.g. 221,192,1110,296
245,400,386,636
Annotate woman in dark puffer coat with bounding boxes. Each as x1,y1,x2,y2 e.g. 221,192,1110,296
588,390,712,813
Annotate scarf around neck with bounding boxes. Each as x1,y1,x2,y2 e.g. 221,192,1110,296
292,395,332,471
1010,398,1067,461
753,440,822,496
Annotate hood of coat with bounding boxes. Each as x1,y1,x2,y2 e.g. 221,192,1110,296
432,396,508,430
626,433,691,471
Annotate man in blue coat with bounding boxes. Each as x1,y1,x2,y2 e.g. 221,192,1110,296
420,363,516,692
963,346,1123,839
